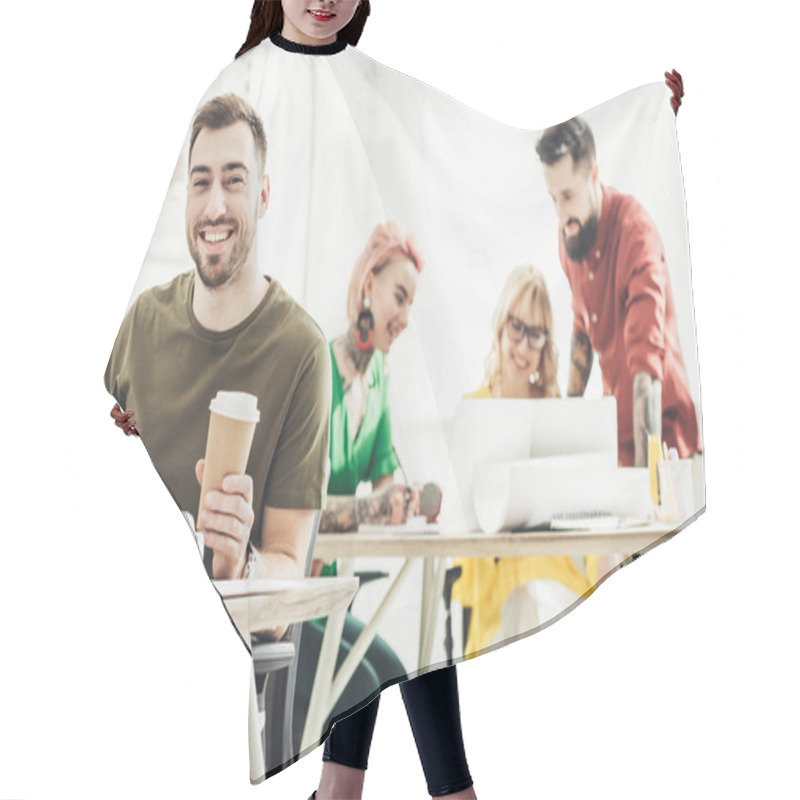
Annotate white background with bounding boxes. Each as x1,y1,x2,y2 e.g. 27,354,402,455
0,1,796,798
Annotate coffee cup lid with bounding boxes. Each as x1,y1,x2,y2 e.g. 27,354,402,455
209,391,260,423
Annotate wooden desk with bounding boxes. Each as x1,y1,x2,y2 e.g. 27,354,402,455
313,524,677,560
217,577,358,640
308,521,678,745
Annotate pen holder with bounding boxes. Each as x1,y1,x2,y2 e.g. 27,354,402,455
657,459,695,523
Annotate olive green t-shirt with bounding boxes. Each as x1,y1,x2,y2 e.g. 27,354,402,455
104,271,332,552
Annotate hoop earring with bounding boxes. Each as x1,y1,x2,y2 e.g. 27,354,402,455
356,296,375,351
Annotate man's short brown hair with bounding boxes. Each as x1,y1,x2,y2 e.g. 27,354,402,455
189,93,267,174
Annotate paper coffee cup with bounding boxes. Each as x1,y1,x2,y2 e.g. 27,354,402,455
198,391,260,572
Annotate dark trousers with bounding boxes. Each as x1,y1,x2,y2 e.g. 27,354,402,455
323,665,473,798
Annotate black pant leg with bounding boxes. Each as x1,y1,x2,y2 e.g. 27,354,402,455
322,693,381,770
400,666,473,797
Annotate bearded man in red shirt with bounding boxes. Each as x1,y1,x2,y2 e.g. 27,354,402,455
536,117,701,467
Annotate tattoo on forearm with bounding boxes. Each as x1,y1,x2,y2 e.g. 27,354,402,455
359,490,393,525
568,331,593,396
633,371,662,467
320,497,359,533
319,488,394,533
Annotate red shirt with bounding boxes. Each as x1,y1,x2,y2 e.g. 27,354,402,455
560,184,701,466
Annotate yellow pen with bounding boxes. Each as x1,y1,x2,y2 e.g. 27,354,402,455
648,434,662,506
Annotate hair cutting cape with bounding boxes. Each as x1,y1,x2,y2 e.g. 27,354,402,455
105,33,704,784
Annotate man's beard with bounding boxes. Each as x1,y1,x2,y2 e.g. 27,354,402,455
188,218,253,289
563,211,599,262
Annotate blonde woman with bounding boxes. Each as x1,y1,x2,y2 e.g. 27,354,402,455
452,264,599,654
474,263,560,400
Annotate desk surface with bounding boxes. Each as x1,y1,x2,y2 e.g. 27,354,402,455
215,577,358,637
312,522,678,559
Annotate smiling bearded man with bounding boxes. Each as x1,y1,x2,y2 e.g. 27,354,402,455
185,101,266,290
105,93,331,610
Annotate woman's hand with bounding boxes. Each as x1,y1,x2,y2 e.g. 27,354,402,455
375,483,421,525
110,402,139,436
195,459,255,580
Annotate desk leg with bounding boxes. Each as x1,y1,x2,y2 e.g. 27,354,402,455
418,557,434,665
302,558,417,750
301,604,348,752
248,662,266,782
419,557,446,669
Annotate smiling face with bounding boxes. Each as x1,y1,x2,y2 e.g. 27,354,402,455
363,256,419,354
186,121,268,289
280,0,361,45
499,293,546,398
544,154,600,262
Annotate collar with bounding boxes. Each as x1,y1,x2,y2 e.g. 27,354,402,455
270,32,348,56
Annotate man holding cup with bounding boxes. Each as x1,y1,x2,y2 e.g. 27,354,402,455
105,94,331,590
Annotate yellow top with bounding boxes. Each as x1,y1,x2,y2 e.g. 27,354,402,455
451,387,599,656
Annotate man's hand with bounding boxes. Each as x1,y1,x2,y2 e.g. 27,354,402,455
665,69,684,116
195,459,255,580
567,331,593,397
633,371,663,467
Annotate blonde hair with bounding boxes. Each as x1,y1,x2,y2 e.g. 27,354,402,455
346,222,423,324
483,265,560,398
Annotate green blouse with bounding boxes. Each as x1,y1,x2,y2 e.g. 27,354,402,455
312,342,399,596
327,341,400,496
319,342,400,579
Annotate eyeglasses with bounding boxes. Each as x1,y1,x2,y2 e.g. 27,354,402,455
505,314,548,351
